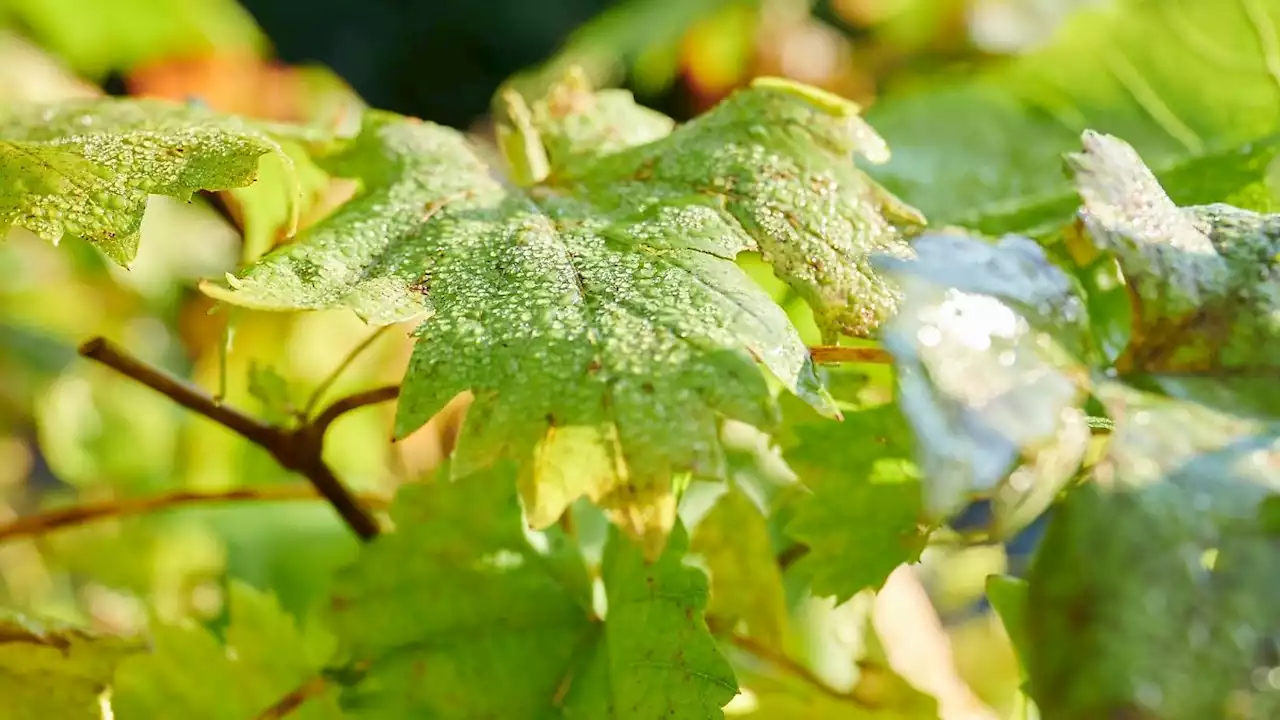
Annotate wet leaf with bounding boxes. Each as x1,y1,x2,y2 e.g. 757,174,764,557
1027,384,1280,720
0,99,293,265
874,231,1092,528
329,464,737,719
1068,131,1280,377
204,73,920,551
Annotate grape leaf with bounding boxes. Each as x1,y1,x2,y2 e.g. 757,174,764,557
870,130,1280,717
1027,383,1280,720
204,74,921,551
0,615,137,720
1067,130,1280,377
873,231,1092,528
867,0,1280,235
328,464,737,718
691,484,788,647
111,581,342,719
784,403,929,603
0,98,293,265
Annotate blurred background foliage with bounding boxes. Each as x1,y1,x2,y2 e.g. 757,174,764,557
0,0,1168,717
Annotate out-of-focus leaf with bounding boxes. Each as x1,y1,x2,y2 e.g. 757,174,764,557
225,142,333,264
511,0,753,98
868,0,1280,235
203,74,920,552
0,99,292,265
1027,384,1280,720
37,364,181,493
329,464,737,718
1068,131,1280,379
985,575,1030,671
112,581,342,719
0,30,98,103
785,404,929,603
246,361,300,426
692,484,788,647
874,231,1092,528
0,614,138,720
0,0,265,78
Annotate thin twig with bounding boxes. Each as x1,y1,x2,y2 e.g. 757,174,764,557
253,675,330,720
303,326,394,420
80,338,277,447
78,337,384,541
807,345,893,365
725,630,879,708
0,487,391,544
311,385,401,436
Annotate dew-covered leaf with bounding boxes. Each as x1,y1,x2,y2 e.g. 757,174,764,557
1068,131,1280,377
0,98,294,265
111,581,342,719
204,74,920,550
784,404,929,603
0,615,137,720
328,464,737,719
874,231,1092,528
867,0,1280,236
1027,383,1280,720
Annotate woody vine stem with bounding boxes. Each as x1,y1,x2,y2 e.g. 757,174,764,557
77,337,393,541
39,338,885,543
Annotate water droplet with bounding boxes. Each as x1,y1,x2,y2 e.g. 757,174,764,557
917,325,942,347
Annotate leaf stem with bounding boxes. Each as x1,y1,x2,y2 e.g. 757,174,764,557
303,325,394,420
807,345,893,364
253,675,330,719
311,385,401,436
0,486,391,544
78,337,390,541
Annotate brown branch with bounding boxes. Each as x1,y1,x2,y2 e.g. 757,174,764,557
254,675,330,720
80,338,278,447
807,345,893,365
78,337,384,541
0,487,391,544
311,385,401,435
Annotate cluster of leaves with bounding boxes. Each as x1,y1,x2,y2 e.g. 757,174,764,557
0,0,1278,717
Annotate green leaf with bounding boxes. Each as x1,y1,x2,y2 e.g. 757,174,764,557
204,74,920,549
867,0,1280,235
112,581,342,719
985,575,1031,673
873,231,1092,528
561,524,739,718
0,615,137,720
691,484,789,647
1026,383,1280,720
0,98,290,265
1068,131,1280,377
784,404,929,603
328,464,737,718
